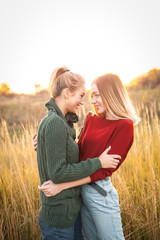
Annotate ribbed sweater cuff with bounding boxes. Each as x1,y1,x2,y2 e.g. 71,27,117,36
93,157,102,169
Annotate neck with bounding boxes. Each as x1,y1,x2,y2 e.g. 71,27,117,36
54,97,68,116
105,112,117,120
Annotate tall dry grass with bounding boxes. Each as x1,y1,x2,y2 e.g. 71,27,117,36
0,104,160,239
0,120,41,240
111,104,160,239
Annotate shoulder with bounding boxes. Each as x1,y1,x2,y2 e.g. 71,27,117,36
118,119,133,127
46,114,66,132
116,119,133,134
84,114,97,127
86,114,98,123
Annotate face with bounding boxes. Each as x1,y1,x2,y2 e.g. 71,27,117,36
91,83,106,114
66,85,85,113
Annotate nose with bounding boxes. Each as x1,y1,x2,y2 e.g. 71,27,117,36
80,100,84,105
91,96,96,104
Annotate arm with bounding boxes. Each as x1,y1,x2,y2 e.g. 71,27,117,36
90,120,134,182
39,145,121,197
38,176,91,197
44,118,120,184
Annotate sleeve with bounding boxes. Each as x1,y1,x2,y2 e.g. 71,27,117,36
45,117,102,183
90,121,134,182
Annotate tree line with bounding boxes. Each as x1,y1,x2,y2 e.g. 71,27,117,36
127,68,160,89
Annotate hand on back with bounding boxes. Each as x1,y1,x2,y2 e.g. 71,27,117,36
83,111,95,125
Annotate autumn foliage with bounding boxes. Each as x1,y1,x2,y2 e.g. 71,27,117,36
0,83,10,95
127,68,160,89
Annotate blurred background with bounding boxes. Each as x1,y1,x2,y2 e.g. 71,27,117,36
0,0,160,239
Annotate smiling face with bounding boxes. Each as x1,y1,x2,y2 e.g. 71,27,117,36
66,84,85,114
91,83,106,115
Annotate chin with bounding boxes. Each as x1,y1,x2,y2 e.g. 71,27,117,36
97,110,103,114
98,109,105,115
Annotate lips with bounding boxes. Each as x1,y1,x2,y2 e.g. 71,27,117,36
95,105,100,109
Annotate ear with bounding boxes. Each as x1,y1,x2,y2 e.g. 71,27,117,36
62,88,71,99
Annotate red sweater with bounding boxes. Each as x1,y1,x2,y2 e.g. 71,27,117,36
78,115,134,182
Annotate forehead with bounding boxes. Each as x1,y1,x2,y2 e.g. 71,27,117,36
76,84,85,94
91,83,99,94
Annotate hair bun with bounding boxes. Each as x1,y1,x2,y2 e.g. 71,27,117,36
56,67,70,79
63,69,70,73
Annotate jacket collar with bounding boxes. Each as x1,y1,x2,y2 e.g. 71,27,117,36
45,98,79,126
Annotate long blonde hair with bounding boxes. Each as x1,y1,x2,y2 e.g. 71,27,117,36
92,73,140,125
49,66,85,98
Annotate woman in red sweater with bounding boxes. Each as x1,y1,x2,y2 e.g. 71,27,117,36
38,73,140,240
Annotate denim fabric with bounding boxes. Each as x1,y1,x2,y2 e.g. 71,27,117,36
81,177,125,240
39,212,82,240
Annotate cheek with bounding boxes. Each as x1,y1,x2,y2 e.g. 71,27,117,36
71,97,78,106
101,103,106,111
96,97,101,104
75,96,81,103
99,98,103,105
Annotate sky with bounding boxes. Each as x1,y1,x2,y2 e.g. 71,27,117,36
0,0,160,94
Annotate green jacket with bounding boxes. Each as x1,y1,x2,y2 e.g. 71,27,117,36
37,98,101,228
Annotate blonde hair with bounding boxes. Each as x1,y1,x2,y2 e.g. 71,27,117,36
92,73,140,125
49,66,85,98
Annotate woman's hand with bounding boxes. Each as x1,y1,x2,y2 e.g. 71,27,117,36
38,180,64,197
32,133,37,151
99,146,121,169
83,111,95,124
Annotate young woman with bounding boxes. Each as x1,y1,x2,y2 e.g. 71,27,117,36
36,67,121,240
37,73,140,240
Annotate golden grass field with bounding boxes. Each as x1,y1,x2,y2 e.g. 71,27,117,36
0,90,160,239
